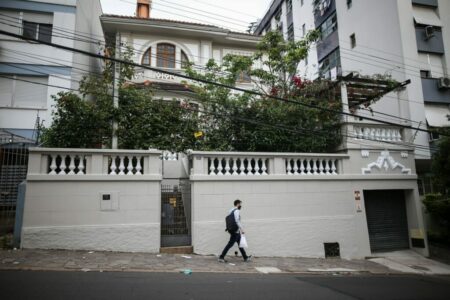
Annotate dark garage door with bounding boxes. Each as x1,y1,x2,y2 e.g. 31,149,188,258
364,190,409,252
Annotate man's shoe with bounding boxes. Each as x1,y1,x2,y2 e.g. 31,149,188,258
218,258,227,263
244,255,252,262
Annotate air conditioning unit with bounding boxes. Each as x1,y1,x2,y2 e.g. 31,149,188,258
425,26,435,40
437,77,450,89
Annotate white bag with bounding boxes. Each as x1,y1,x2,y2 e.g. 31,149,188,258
239,234,248,248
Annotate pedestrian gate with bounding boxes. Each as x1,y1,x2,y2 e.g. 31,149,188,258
161,181,191,247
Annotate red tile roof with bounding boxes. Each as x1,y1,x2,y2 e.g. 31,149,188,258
101,14,258,36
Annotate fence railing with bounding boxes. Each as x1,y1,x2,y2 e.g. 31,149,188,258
27,148,162,178
189,151,348,177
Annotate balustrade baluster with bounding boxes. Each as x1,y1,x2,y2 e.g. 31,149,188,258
217,157,224,176
127,156,134,175
261,159,268,175
110,156,117,175
209,158,216,175
68,155,76,175
224,158,231,176
254,159,261,176
293,159,299,175
299,159,305,175
286,159,292,175
319,159,324,175
239,158,246,176
118,156,126,175
58,155,67,175
49,155,57,175
306,159,311,175
77,156,85,175
325,160,331,175
331,160,337,175
232,158,238,175
135,157,143,175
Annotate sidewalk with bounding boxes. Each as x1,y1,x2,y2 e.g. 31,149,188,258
0,248,396,275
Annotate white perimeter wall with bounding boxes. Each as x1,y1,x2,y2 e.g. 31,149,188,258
22,181,161,253
191,178,426,259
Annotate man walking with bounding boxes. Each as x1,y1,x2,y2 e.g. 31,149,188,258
219,199,252,263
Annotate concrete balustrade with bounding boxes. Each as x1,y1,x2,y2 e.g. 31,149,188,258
189,151,347,178
27,148,162,180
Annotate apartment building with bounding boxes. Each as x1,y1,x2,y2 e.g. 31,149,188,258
254,0,450,194
0,0,104,141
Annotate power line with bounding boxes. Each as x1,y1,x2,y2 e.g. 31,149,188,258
0,72,437,155
1,28,445,139
0,16,433,129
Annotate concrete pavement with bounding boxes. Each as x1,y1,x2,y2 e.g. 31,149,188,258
0,249,389,275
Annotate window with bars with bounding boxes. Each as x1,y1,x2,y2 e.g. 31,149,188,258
22,21,52,43
157,43,176,68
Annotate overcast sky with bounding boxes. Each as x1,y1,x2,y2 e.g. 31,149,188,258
100,0,272,32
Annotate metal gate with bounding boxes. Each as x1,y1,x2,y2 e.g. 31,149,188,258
0,143,29,236
161,180,191,247
364,190,410,252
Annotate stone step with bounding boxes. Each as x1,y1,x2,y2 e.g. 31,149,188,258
160,246,193,254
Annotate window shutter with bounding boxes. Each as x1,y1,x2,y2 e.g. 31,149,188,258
0,77,14,107
14,76,48,108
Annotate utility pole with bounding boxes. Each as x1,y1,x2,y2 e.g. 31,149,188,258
112,32,121,149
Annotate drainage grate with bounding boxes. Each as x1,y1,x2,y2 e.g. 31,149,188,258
324,242,340,258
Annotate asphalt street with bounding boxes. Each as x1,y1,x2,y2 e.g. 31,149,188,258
1,271,450,300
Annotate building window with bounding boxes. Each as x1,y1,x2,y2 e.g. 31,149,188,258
237,71,251,83
305,54,308,66
287,0,293,13
302,23,306,37
301,0,304,6
22,21,52,43
347,0,352,9
288,24,294,41
319,48,341,79
420,70,431,78
0,75,48,109
157,43,176,68
350,33,356,48
181,50,190,68
320,12,338,40
277,22,284,34
142,47,151,65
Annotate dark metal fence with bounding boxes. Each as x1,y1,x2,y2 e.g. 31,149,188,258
161,181,191,247
0,143,29,235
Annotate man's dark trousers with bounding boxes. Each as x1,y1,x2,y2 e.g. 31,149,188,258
220,232,248,259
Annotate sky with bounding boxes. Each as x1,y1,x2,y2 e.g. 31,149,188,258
100,0,273,32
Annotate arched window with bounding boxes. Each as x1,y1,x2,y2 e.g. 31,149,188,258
181,50,189,68
142,47,151,65
157,43,176,68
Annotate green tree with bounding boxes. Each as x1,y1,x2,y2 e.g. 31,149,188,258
185,30,342,152
423,130,450,244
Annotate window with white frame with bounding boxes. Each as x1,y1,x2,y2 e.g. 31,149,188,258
21,12,53,43
0,76,48,109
